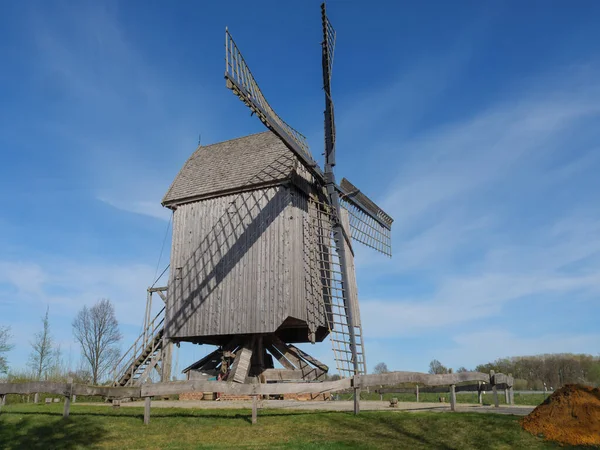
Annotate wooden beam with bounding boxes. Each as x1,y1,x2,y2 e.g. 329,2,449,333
73,386,141,398
161,340,173,382
261,369,306,381
449,385,456,412
63,379,73,419
63,396,71,419
144,396,151,425
182,348,222,374
270,337,306,371
252,395,258,425
492,372,513,387
356,371,490,389
287,345,329,373
0,382,140,398
141,378,351,397
269,338,323,380
265,344,296,370
229,342,253,383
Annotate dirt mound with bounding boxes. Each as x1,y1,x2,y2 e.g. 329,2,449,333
521,384,600,446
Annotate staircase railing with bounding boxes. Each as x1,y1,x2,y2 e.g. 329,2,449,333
112,306,165,386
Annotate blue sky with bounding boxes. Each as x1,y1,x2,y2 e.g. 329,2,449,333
1,0,600,377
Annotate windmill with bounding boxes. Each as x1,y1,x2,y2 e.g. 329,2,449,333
111,3,392,387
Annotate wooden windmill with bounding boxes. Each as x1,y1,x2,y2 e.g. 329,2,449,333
112,3,392,387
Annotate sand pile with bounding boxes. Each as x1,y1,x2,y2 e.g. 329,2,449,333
521,384,600,446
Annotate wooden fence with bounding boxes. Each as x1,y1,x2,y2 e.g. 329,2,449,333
0,370,513,424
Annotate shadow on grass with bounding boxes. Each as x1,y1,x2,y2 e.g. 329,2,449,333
2,408,315,423
0,415,105,450
325,412,457,450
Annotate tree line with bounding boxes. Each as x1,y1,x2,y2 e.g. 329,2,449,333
474,354,600,389
0,298,122,385
372,356,600,389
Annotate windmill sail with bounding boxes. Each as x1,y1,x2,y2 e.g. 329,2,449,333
306,196,366,378
339,178,393,257
225,30,321,178
320,3,368,378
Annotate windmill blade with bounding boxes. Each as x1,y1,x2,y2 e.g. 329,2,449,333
307,196,367,378
339,178,394,257
321,3,336,83
225,29,323,180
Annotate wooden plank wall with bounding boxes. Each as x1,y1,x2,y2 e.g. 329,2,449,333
166,185,328,340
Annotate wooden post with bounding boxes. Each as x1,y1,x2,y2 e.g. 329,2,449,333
0,394,5,413
144,396,151,425
416,384,419,402
252,395,258,425
504,388,509,404
353,380,360,415
477,381,483,405
34,392,39,404
490,370,499,408
449,385,456,412
508,373,514,405
72,394,76,404
161,339,173,383
63,396,71,419
63,378,73,419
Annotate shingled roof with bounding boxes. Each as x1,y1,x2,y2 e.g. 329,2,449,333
162,131,298,207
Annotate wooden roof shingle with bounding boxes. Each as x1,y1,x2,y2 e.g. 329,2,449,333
162,131,298,207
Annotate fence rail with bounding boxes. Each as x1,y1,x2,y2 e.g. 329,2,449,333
0,370,514,424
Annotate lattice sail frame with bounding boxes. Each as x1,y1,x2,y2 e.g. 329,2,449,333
305,195,367,378
339,178,393,257
225,30,317,170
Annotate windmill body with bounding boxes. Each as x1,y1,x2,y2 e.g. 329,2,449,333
111,3,391,387
162,131,365,382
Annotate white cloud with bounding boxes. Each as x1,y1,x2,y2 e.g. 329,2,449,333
25,2,217,222
0,261,47,298
98,197,172,221
0,258,164,326
353,68,600,346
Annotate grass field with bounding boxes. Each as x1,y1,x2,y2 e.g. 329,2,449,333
0,403,589,449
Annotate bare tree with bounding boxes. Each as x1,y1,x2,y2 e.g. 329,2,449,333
72,298,122,385
457,366,469,373
373,362,389,374
28,306,55,380
428,359,449,375
0,325,13,374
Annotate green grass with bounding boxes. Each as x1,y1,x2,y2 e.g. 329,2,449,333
0,403,589,449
